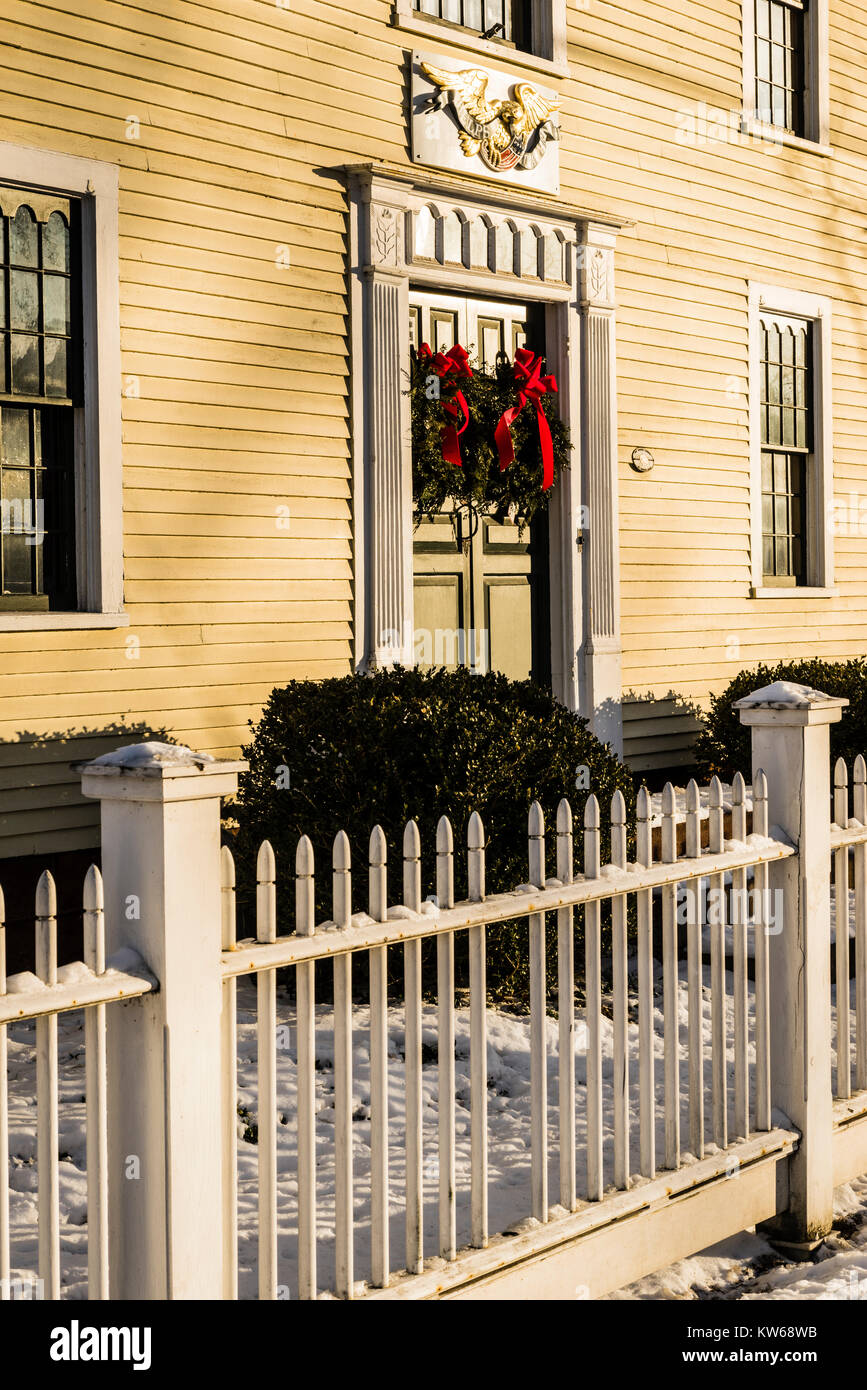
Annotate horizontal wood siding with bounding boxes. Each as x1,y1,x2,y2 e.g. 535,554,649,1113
1,0,866,846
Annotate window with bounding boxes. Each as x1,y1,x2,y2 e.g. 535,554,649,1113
0,193,80,610
749,284,833,596
411,0,532,49
760,315,812,583
0,142,123,630
744,0,829,147
755,0,806,134
394,0,566,67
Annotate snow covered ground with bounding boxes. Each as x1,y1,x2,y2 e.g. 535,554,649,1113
3,927,865,1300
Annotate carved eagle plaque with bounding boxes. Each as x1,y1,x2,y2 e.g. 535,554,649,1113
411,50,561,195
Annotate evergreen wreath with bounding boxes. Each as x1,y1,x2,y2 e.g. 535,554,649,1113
410,344,571,531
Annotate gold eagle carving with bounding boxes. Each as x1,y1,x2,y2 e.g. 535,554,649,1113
420,61,561,172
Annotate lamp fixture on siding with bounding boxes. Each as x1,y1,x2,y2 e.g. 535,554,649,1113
630,447,654,473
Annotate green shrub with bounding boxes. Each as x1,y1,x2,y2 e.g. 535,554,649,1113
694,657,867,781
232,667,635,1001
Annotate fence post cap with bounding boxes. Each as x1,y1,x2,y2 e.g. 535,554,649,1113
78,741,247,801
734,680,848,727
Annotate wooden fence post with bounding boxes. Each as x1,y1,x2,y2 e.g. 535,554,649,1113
735,680,847,1247
81,742,246,1299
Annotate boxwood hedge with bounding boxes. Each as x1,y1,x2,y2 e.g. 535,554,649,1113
231,667,635,1000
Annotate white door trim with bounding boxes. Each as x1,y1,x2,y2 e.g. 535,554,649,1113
347,163,626,752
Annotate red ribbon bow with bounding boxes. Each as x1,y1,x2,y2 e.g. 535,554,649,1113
494,348,558,491
418,343,473,468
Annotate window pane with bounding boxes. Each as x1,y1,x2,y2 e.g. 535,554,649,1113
2,407,30,464
762,492,774,532
2,529,32,591
10,334,40,394
761,453,773,489
757,0,770,38
43,276,70,335
44,338,67,397
42,212,70,273
9,205,38,267
763,535,775,574
10,270,39,332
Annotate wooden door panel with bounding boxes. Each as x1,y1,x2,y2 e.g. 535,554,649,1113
484,576,533,682
414,574,464,669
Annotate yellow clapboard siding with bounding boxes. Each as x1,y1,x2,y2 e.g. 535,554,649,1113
2,0,867,853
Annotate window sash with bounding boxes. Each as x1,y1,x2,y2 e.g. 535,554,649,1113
760,312,813,584
0,185,80,609
755,0,807,135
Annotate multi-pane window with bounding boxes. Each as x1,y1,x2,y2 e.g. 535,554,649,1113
412,0,533,51
760,314,813,585
0,191,80,610
755,0,807,135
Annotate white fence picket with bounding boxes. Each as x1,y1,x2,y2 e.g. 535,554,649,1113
295,835,317,1299
332,831,354,1299
731,772,750,1138
661,782,680,1171
35,870,60,1301
708,777,728,1151
556,799,576,1210
368,825,390,1288
436,816,457,1261
854,758,867,1093
528,801,548,1224
584,795,602,1201
636,787,655,1180
468,811,488,1249
403,819,424,1275
83,866,109,1301
685,780,704,1159
256,840,278,1300
753,771,772,1131
220,846,239,1301
611,790,629,1190
834,759,852,1100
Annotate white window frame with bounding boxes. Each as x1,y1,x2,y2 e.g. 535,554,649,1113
0,140,125,632
748,281,835,598
391,0,568,77
741,0,831,153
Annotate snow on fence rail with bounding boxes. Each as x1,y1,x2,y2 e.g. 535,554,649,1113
2,681,867,1300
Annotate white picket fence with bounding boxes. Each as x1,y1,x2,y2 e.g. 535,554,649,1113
2,679,867,1300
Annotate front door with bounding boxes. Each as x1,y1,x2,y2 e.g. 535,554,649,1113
409,290,550,684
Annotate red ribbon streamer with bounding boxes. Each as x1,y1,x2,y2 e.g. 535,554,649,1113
494,348,558,491
418,343,473,468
